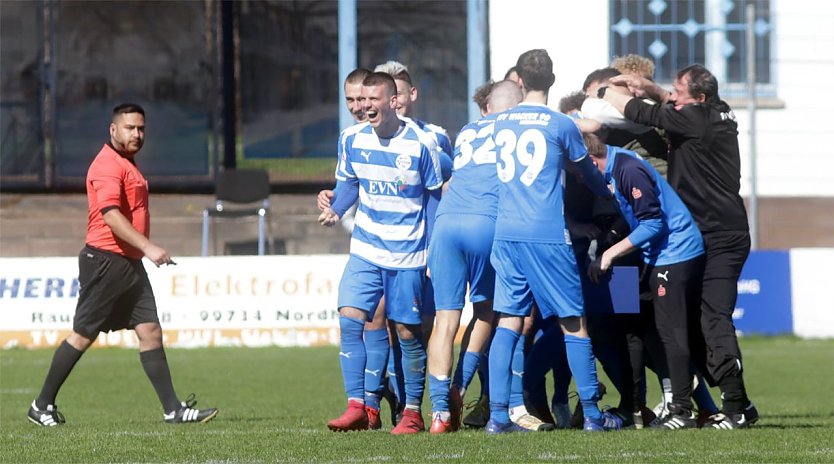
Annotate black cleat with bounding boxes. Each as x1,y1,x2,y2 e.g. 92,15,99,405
28,400,66,427
651,410,697,430
164,394,218,424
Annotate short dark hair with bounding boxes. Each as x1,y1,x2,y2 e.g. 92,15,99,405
583,133,607,158
472,80,496,113
112,103,144,119
515,49,555,92
582,67,621,92
677,64,720,104
345,68,372,85
504,66,519,80
362,72,397,96
559,91,587,114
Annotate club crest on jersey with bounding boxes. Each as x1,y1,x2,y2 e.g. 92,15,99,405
395,153,412,171
632,187,643,199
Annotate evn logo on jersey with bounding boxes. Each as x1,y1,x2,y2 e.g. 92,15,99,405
368,179,405,195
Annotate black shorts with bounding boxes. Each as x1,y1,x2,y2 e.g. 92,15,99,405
73,245,159,338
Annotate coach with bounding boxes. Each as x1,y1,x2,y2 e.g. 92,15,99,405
600,64,757,429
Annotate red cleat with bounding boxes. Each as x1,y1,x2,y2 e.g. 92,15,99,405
449,386,463,431
391,408,425,435
366,406,382,430
429,413,453,434
327,400,368,432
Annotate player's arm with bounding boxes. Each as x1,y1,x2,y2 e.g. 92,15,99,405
101,208,172,266
319,179,359,226
590,157,663,282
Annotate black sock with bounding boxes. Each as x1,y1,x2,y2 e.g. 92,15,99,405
36,340,84,409
719,375,748,414
139,348,180,412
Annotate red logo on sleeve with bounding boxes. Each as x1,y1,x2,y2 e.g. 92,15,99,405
657,284,666,297
631,187,643,199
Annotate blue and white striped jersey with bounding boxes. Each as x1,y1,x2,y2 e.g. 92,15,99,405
403,117,454,181
492,103,604,243
336,121,444,270
437,115,499,218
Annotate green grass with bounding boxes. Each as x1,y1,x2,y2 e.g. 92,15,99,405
238,158,335,183
1,337,832,463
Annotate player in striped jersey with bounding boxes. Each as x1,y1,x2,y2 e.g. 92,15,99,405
425,80,523,434
486,49,622,434
320,72,443,435
370,60,454,423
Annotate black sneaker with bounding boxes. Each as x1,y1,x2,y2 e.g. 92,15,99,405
27,400,65,427
164,394,217,424
707,403,758,430
650,410,697,430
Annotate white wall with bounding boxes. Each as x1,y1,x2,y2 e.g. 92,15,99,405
489,0,834,197
489,0,609,110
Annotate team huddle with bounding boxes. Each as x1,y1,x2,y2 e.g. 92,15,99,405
317,49,758,434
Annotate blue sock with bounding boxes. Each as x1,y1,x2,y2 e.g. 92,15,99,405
692,374,719,414
399,336,426,408
429,374,451,413
339,316,366,402
387,344,405,405
509,334,526,409
564,333,601,421
363,328,388,409
453,350,479,391
488,327,519,424
478,352,490,397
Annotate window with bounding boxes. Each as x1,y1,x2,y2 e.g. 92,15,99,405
610,0,773,97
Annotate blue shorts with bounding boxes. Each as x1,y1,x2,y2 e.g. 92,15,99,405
428,214,496,310
337,255,426,325
490,240,584,319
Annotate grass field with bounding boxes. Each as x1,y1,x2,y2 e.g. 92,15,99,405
1,337,832,463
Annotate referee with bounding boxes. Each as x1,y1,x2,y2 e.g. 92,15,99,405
27,103,217,426
601,64,758,429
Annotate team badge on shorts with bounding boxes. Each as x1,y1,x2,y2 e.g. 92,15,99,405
657,284,667,297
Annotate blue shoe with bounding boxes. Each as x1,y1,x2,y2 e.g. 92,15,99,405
485,418,527,434
583,411,623,432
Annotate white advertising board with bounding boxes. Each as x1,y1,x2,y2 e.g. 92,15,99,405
0,255,348,349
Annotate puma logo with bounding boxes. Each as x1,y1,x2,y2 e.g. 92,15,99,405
657,270,669,282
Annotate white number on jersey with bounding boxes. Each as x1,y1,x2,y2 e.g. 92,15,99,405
495,128,547,186
454,123,496,170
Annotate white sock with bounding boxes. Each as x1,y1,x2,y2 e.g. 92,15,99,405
509,405,529,421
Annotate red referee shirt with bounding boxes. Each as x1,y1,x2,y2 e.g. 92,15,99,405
85,143,150,259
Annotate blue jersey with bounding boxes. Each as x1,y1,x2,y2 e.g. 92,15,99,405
605,146,704,266
405,117,454,181
437,116,499,218
336,121,444,270
492,103,608,243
